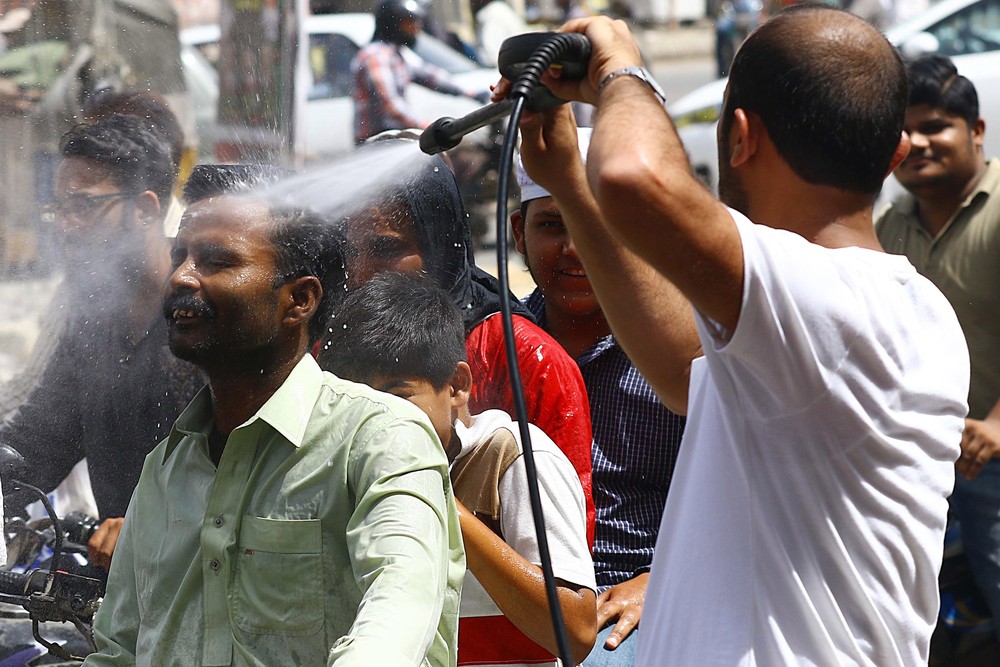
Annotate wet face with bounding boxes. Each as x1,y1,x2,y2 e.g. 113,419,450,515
51,156,141,273
895,104,984,196
162,197,285,367
345,202,424,288
514,198,600,321
372,376,455,451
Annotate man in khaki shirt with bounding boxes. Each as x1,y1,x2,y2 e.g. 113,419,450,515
876,54,1000,638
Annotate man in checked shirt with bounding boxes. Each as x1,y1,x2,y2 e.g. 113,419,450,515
351,0,488,143
513,127,695,666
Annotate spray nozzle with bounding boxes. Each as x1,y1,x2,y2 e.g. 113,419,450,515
418,32,591,155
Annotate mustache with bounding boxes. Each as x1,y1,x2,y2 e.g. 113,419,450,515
162,293,217,320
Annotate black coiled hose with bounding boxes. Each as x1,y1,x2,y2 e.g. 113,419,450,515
495,31,591,667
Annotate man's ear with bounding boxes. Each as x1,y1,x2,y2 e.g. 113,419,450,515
973,116,986,149
886,130,912,177
283,276,323,328
450,361,473,410
134,190,162,226
511,207,527,256
728,108,759,168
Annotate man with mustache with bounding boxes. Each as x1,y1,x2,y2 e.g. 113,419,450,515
84,164,463,667
876,54,1000,638
0,114,201,570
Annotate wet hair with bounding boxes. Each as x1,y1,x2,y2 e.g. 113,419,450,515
184,163,347,343
60,114,175,203
273,209,348,344
906,54,979,126
721,4,907,194
182,164,293,203
347,141,534,331
318,271,467,389
84,89,185,173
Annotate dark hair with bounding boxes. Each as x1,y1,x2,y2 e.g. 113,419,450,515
182,163,293,203
721,4,907,194
84,90,185,173
183,164,347,343
318,271,467,389
373,0,425,44
906,54,979,126
60,114,175,203
271,209,347,343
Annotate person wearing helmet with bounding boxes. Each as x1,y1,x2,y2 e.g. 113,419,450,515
351,0,488,143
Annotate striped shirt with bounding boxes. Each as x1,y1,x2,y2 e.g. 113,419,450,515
525,289,685,589
351,41,468,143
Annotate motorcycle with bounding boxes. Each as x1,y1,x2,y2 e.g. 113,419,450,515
0,445,103,665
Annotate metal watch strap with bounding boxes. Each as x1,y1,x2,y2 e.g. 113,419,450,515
597,66,666,104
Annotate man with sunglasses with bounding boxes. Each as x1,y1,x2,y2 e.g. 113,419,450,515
0,114,202,571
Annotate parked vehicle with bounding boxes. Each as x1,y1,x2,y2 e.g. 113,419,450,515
180,13,498,161
670,0,1000,198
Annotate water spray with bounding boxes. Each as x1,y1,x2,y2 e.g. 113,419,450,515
420,32,591,667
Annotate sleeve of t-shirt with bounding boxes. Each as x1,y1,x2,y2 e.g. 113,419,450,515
696,208,865,419
497,424,596,592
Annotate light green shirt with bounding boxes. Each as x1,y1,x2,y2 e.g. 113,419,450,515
84,355,464,667
876,158,1000,420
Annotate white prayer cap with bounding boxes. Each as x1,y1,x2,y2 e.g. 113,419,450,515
516,126,592,203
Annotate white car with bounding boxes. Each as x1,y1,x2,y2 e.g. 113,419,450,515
181,14,497,160
670,0,1000,197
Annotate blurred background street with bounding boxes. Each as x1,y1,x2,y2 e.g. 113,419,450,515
0,4,719,384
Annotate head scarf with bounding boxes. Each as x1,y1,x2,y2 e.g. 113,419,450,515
400,153,534,333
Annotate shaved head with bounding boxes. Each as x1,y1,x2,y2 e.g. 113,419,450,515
721,5,907,194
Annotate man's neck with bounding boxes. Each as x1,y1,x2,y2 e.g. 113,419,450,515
915,162,988,238
748,181,883,252
206,347,307,435
544,303,611,360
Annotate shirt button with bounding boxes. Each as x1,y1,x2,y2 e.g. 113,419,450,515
214,515,224,527
210,559,220,571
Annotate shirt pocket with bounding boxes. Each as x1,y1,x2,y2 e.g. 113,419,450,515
231,515,324,636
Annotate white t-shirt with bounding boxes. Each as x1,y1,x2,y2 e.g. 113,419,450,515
637,210,969,666
453,409,596,667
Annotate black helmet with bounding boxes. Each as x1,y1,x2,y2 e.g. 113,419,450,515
373,0,426,46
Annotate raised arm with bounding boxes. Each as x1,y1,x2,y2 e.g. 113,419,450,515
543,17,745,335
516,103,701,413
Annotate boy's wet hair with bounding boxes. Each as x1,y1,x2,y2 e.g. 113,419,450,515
318,271,467,389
